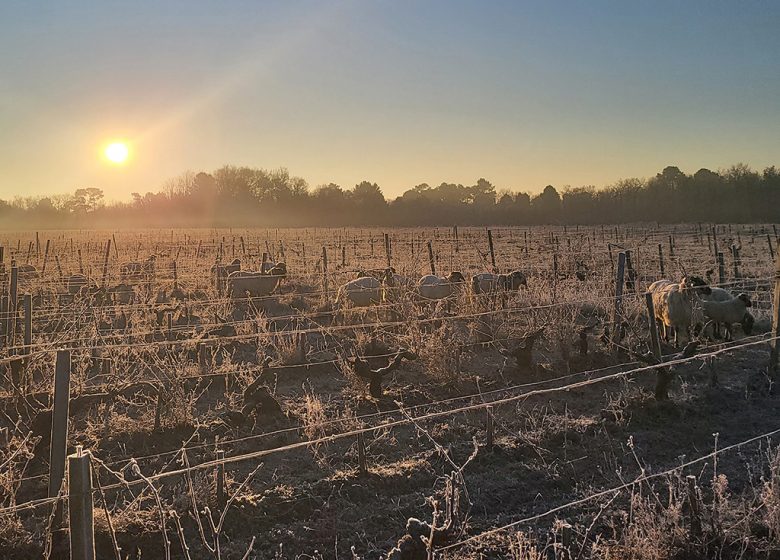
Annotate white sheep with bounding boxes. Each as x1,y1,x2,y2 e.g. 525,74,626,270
227,263,287,299
700,293,753,341
335,276,383,307
471,270,527,294
648,275,712,346
417,272,466,301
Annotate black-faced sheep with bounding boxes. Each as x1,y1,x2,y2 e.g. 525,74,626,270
648,275,712,346
417,272,466,300
227,263,287,299
471,270,527,294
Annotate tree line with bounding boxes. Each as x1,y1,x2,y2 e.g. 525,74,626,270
1,163,779,228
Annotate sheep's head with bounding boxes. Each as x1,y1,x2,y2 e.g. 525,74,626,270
737,293,752,307
382,268,397,286
448,271,466,284
741,312,755,335
682,275,711,295
507,270,527,290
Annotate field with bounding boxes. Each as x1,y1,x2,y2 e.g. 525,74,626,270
1,224,779,560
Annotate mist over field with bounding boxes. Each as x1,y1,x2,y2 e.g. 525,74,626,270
3,163,780,229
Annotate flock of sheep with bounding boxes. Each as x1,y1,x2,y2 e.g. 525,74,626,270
649,275,754,345
335,269,528,306
7,251,757,350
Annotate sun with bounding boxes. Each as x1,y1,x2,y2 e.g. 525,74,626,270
104,142,129,164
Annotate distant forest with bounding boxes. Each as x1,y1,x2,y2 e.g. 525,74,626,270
2,163,779,228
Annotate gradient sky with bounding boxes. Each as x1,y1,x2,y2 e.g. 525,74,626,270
1,0,779,201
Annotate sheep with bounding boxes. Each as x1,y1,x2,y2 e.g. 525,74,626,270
700,293,753,341
648,275,712,346
699,287,740,338
335,276,383,307
417,272,466,301
471,270,527,294
120,256,156,282
227,263,287,299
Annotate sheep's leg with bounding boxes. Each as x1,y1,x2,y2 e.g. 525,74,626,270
657,319,667,343
724,323,733,342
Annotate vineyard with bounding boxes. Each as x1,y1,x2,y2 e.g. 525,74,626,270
1,224,779,560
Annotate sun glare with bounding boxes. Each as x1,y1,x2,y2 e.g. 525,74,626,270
104,142,129,164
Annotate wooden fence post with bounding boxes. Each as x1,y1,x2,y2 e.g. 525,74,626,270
23,293,32,355
427,241,436,276
768,234,776,262
487,229,497,272
384,233,392,269
645,292,662,358
322,247,329,302
0,296,7,351
42,239,50,276
769,243,780,379
658,243,665,277
717,252,725,286
625,250,636,293
49,349,71,533
53,254,63,283
454,226,459,253
8,265,18,346
731,244,741,280
611,252,626,346
68,447,95,560
101,239,111,288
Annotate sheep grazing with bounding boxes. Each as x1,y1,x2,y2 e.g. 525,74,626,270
701,292,753,341
120,255,156,282
417,271,466,300
336,276,384,307
471,270,527,294
227,262,287,299
648,275,712,346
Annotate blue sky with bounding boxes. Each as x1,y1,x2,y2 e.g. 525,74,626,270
1,0,778,200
